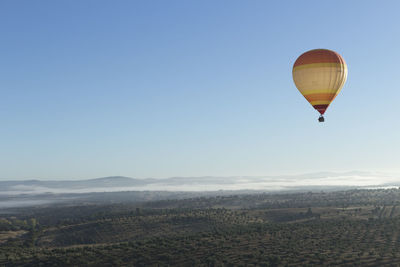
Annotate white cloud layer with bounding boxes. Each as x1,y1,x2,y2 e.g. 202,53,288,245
1,172,400,195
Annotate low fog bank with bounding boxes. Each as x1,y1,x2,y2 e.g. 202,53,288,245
1,171,399,195
1,171,399,209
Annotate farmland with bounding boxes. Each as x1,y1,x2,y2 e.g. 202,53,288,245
2,188,400,266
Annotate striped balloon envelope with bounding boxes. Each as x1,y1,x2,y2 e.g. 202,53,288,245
292,49,347,122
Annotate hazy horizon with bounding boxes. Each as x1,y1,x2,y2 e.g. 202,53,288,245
2,170,399,181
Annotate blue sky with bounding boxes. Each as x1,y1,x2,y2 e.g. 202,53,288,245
1,1,400,180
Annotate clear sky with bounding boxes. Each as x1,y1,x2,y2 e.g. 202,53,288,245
1,1,400,180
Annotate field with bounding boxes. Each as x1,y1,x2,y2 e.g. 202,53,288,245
2,188,400,266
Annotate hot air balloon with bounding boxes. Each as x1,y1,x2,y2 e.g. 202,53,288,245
292,49,347,122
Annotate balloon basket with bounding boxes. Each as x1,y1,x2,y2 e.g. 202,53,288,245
318,116,325,122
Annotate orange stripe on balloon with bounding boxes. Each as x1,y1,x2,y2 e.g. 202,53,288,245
293,49,345,67
303,93,337,102
310,100,332,105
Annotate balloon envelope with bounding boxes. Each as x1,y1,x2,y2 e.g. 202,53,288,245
292,49,347,115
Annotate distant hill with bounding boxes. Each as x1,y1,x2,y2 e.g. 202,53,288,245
1,171,399,196
0,176,148,191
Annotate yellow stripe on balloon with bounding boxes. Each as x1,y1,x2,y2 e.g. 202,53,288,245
301,90,340,95
292,62,344,70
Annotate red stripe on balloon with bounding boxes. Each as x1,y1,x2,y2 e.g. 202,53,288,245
313,104,329,115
